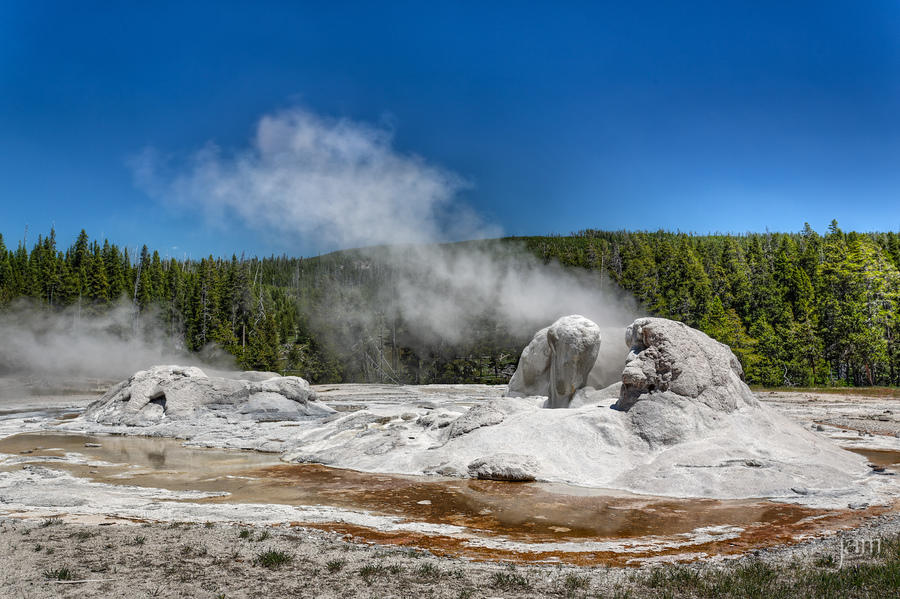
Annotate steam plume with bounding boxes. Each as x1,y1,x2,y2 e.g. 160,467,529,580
135,107,641,384
133,108,496,250
0,299,234,397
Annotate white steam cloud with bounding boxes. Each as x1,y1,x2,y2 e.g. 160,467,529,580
380,242,636,342
134,108,495,249
0,299,234,398
135,106,641,385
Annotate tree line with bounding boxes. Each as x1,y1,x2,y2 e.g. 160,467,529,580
1,222,898,387
519,221,900,387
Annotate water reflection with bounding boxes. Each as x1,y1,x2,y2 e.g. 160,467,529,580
0,432,825,546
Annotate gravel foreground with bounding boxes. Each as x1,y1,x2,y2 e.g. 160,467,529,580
3,511,900,599
4,388,900,598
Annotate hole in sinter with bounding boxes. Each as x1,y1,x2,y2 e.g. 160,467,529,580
148,394,167,411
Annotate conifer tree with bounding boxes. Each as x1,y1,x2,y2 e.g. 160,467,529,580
0,234,10,303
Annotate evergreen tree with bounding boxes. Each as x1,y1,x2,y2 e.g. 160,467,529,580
0,234,10,303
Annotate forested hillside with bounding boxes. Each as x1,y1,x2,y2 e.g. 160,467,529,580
521,221,900,387
1,221,898,387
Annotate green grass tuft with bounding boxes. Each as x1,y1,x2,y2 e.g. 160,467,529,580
43,567,73,581
490,570,530,590
326,559,346,573
255,549,292,569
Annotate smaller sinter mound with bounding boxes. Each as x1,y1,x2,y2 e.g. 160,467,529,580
83,365,334,426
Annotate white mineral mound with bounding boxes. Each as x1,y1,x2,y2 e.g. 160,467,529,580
83,365,334,425
507,314,601,408
75,317,874,502
279,316,869,500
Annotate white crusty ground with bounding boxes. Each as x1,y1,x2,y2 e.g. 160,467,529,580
16,382,899,508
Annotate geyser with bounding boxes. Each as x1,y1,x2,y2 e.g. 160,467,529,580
507,314,602,408
83,366,334,426
68,316,880,504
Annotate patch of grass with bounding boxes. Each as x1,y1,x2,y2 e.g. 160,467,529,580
490,570,531,590
32,544,42,552
631,543,900,599
69,530,93,541
414,562,441,581
255,549,292,569
326,559,346,573
359,563,388,584
564,572,590,592
255,529,271,542
39,518,62,528
238,529,251,539
815,554,837,568
131,535,146,546
43,567,73,581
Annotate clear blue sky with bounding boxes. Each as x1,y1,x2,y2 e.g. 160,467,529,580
1,1,899,257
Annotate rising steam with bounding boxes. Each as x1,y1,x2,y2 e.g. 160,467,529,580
133,108,497,250
0,299,234,397
136,106,641,384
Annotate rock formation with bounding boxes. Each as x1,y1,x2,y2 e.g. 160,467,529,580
612,317,760,447
83,365,334,426
66,317,878,503
467,453,539,481
507,315,601,408
447,402,505,438
616,317,756,413
506,326,551,397
546,315,602,408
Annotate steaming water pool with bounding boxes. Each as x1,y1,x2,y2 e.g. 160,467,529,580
0,431,885,565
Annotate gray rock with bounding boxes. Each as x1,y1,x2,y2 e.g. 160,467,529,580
506,315,602,408
239,392,334,421
506,326,551,398
613,317,760,448
547,315,602,408
447,403,505,438
249,376,319,402
615,317,758,413
569,381,622,408
468,453,539,481
83,365,333,425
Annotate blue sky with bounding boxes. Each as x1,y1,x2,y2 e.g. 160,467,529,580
1,1,899,257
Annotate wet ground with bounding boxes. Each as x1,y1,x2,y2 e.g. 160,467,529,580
846,447,900,468
1,431,892,565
